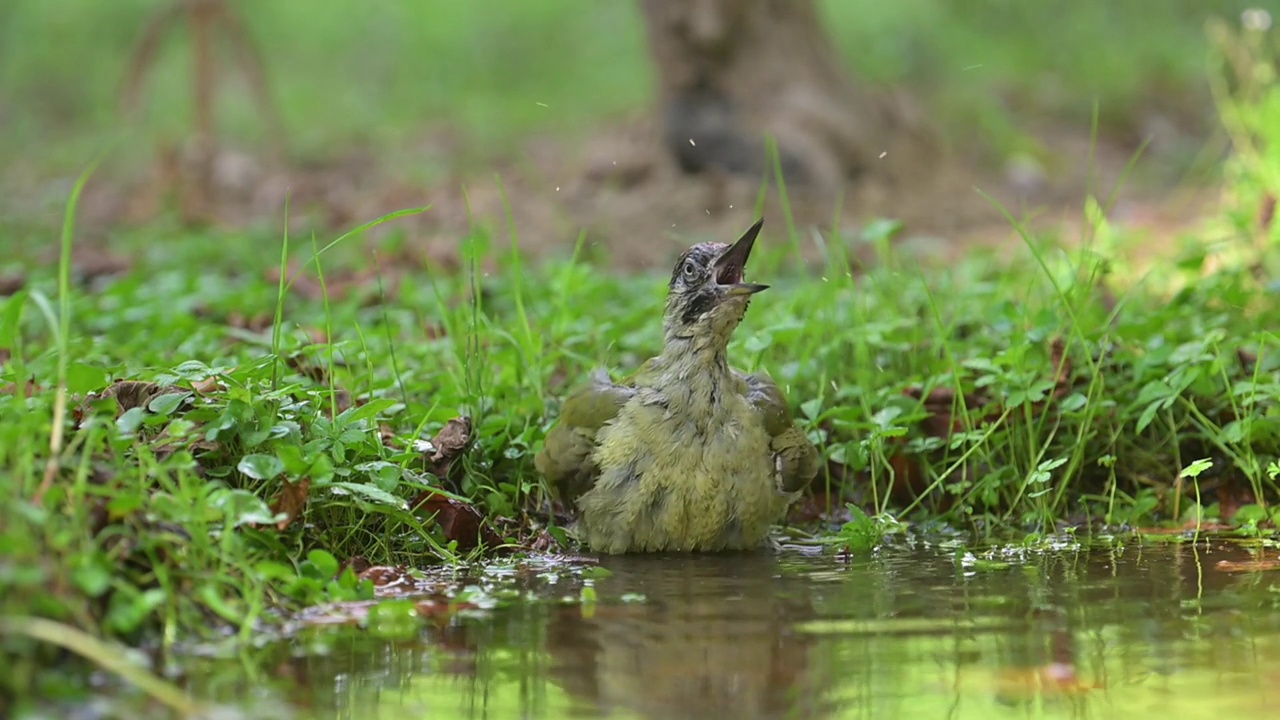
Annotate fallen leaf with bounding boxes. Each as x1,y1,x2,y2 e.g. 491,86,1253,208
992,663,1102,701
785,489,854,525
411,488,502,550
269,477,311,530
1048,337,1072,400
0,376,38,398
150,430,220,463
293,596,476,628
903,339,1073,443
1215,557,1280,573
1215,474,1257,524
415,598,477,620
286,355,328,384
902,385,992,438
379,423,400,449
358,565,416,590
66,246,132,283
1259,192,1275,233
190,375,223,395
886,450,938,506
529,528,563,552
331,390,353,415
338,555,371,576
265,263,328,302
1237,347,1258,372
91,380,187,414
226,311,273,332
422,416,472,477
0,275,25,296
264,262,400,305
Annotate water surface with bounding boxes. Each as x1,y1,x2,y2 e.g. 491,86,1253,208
185,541,1280,720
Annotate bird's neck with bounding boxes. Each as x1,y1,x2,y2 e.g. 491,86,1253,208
656,331,733,381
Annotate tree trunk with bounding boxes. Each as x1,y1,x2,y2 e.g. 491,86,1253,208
637,0,928,190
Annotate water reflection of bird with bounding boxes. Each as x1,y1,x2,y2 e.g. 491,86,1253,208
544,552,836,720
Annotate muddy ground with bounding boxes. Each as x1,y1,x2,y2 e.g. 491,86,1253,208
8,111,1220,277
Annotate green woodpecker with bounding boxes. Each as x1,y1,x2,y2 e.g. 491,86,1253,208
535,218,820,554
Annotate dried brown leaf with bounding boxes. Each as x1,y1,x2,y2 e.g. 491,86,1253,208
1237,347,1258,372
785,489,855,525
0,274,25,296
92,380,187,415
379,423,400,449
226,311,273,332
528,528,562,553
425,416,472,477
0,377,38,399
151,432,220,463
1259,193,1276,234
1215,557,1280,573
68,247,132,283
332,389,353,416
991,664,1102,700
1215,475,1257,524
269,477,311,530
411,488,502,550
357,565,416,590
338,555,371,576
1048,337,1072,400
190,375,223,395
415,598,477,619
286,355,327,384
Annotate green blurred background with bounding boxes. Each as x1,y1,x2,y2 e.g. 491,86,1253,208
0,0,1259,173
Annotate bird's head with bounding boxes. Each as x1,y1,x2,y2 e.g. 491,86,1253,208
663,218,768,346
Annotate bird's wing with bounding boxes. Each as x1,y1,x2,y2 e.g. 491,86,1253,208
738,370,820,495
535,368,636,502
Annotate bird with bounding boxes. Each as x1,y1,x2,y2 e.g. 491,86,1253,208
535,218,820,554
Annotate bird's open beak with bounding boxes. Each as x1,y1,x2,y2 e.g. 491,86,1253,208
714,218,769,296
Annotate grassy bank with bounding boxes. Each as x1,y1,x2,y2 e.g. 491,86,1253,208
0,193,1274,706
3,135,1279,698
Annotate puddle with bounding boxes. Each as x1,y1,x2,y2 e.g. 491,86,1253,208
55,542,1280,719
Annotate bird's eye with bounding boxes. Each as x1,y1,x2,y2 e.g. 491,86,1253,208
682,260,698,280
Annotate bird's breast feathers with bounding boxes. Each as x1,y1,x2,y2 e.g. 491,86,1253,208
579,384,784,552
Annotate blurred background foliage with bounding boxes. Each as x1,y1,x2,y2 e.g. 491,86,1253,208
0,0,1260,177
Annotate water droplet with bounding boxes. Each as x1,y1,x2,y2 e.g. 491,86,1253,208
1243,8,1271,31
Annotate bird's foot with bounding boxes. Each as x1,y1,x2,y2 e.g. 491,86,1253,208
773,454,803,502
766,533,787,554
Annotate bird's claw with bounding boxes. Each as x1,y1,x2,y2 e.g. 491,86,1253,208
773,453,802,502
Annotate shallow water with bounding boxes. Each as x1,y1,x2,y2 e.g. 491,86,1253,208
180,541,1280,720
